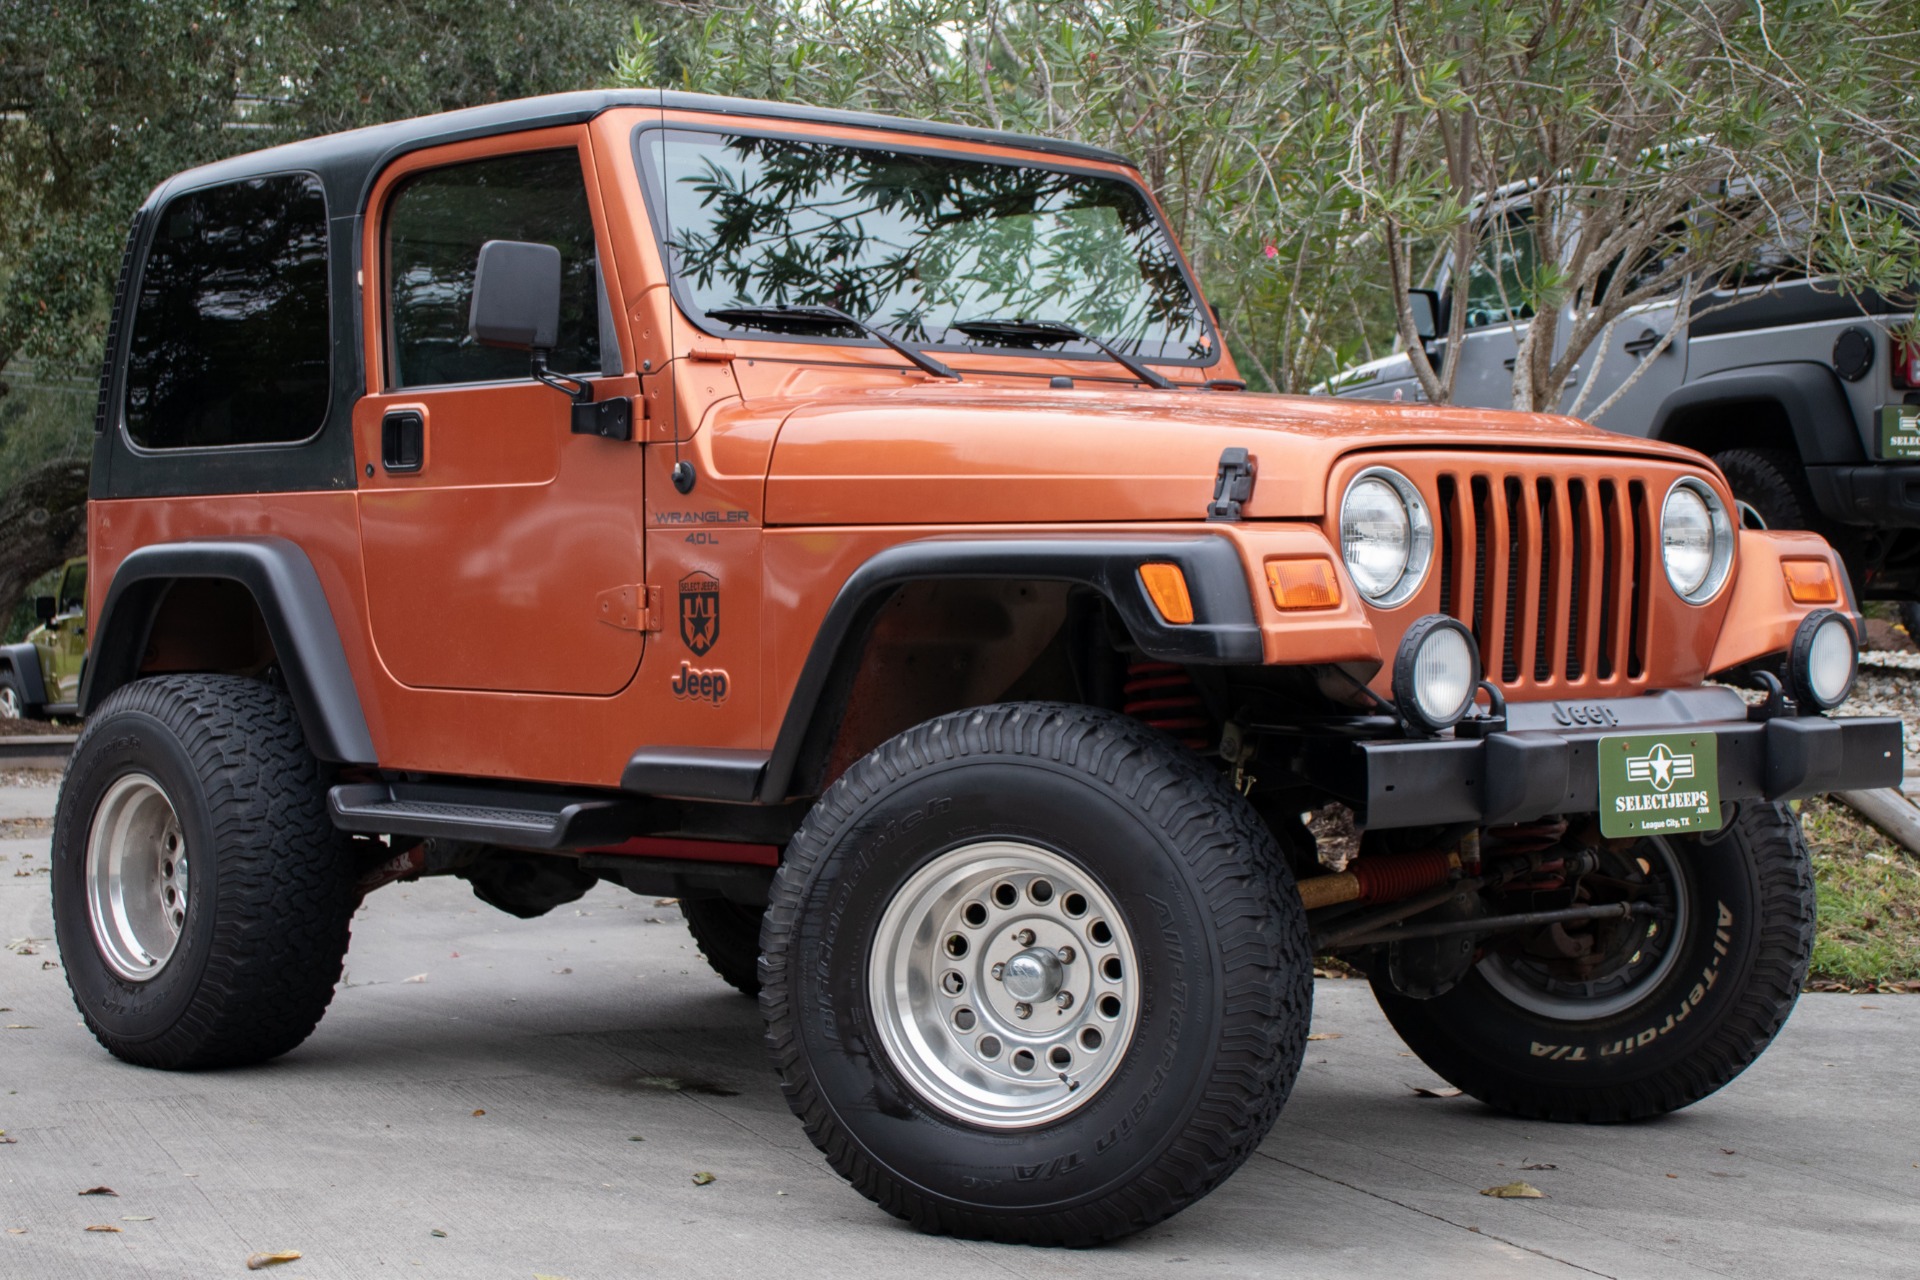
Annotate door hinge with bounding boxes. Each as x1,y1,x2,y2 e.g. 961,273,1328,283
597,584,662,632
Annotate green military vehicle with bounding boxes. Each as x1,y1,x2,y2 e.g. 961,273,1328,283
0,556,87,721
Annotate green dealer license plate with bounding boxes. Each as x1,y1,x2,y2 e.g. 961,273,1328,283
1880,405,1920,460
1597,732,1722,839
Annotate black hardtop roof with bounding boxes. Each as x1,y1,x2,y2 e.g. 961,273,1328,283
146,89,1138,212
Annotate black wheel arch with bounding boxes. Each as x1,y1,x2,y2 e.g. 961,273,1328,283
1648,363,1863,466
0,642,50,709
754,535,1260,803
79,537,376,764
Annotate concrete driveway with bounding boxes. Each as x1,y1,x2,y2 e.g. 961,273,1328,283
2,770,1917,1279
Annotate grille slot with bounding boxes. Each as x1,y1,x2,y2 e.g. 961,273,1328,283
1432,466,1653,692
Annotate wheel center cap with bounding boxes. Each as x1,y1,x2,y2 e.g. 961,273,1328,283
1001,946,1064,1002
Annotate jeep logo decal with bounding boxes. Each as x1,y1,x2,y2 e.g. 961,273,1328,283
671,662,729,704
679,572,720,655
1551,701,1618,727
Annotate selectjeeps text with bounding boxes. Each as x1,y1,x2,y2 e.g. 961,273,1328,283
53,90,1902,1246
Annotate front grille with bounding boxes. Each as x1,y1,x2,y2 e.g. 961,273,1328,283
1432,467,1653,692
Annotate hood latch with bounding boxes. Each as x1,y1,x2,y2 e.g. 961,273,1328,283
1206,447,1257,521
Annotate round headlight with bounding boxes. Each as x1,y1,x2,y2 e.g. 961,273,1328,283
1340,467,1433,607
1662,477,1734,603
1393,615,1481,733
1790,609,1857,709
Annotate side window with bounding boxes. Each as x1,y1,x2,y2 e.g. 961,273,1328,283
1463,210,1538,328
385,149,611,389
58,564,86,616
123,174,331,449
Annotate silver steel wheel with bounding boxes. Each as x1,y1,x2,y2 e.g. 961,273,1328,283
85,773,190,982
0,683,23,720
1477,835,1690,1022
868,840,1140,1129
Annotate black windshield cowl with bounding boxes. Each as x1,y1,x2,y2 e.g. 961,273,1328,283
703,304,962,381
952,318,1176,390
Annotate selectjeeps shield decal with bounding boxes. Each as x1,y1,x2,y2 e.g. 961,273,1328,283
679,572,721,655
1597,732,1723,838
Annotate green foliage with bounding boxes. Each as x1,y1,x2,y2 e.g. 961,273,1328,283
611,0,1392,391
1800,797,1920,990
613,0,1920,405
0,0,645,495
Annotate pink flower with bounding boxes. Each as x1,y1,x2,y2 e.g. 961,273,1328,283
1262,243,1278,259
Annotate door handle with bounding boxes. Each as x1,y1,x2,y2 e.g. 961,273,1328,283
381,409,425,473
1623,328,1665,358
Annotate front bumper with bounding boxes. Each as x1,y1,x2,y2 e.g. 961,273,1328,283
1291,687,1903,830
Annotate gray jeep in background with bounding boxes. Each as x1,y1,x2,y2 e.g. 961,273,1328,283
1329,214,1920,612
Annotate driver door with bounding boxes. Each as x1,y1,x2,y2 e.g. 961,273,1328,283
354,130,646,697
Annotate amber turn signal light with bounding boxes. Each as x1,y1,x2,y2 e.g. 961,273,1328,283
1266,558,1341,610
1138,563,1195,624
1781,558,1840,605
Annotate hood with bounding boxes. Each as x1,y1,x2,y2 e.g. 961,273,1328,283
760,385,1707,526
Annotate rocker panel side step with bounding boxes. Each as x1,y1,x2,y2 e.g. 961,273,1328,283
328,782,642,850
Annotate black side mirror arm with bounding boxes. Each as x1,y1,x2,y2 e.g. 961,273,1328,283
531,348,592,405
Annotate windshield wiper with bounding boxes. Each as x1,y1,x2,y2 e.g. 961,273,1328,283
952,318,1177,390
703,304,961,381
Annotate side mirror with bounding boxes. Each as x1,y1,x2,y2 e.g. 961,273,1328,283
468,239,562,352
468,238,633,443
1407,289,1442,342
33,596,56,624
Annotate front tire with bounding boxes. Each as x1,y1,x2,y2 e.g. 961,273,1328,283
761,703,1311,1245
52,675,356,1069
0,670,30,721
1373,801,1814,1121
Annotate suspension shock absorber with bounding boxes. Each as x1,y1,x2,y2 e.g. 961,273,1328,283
1122,659,1213,751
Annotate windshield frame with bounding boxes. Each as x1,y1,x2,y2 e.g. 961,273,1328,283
629,120,1222,371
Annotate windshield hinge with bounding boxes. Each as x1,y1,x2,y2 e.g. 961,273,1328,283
1207,448,1257,521
597,584,663,633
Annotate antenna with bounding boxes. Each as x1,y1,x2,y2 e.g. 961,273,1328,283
660,94,695,494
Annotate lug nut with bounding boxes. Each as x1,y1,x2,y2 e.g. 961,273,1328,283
991,962,1005,980
1015,928,1036,946
1057,946,1076,964
1014,1002,1033,1020
1056,992,1074,1009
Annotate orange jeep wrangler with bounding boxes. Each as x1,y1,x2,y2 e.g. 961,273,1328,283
54,90,1901,1245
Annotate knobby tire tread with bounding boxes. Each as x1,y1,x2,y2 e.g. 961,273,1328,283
58,674,354,1069
759,702,1310,1245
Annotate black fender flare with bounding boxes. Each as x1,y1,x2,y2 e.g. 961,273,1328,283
749,534,1261,802
79,537,377,764
0,641,50,708
1647,363,1863,465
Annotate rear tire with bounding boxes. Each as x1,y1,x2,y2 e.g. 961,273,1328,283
51,675,356,1069
681,897,764,996
0,670,29,721
1714,447,1818,533
1373,801,1813,1121
761,702,1311,1245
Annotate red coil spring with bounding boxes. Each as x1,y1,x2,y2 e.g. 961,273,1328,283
1484,818,1569,856
1350,849,1457,904
1123,660,1212,751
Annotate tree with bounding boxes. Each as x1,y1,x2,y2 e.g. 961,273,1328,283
1290,0,1920,413
0,0,646,628
613,0,1392,394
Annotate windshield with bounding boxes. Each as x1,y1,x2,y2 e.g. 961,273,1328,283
636,128,1214,363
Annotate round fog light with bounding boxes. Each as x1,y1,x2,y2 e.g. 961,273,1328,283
1790,609,1857,710
1393,615,1481,734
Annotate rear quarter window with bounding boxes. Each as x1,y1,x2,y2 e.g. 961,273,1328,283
123,173,331,450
